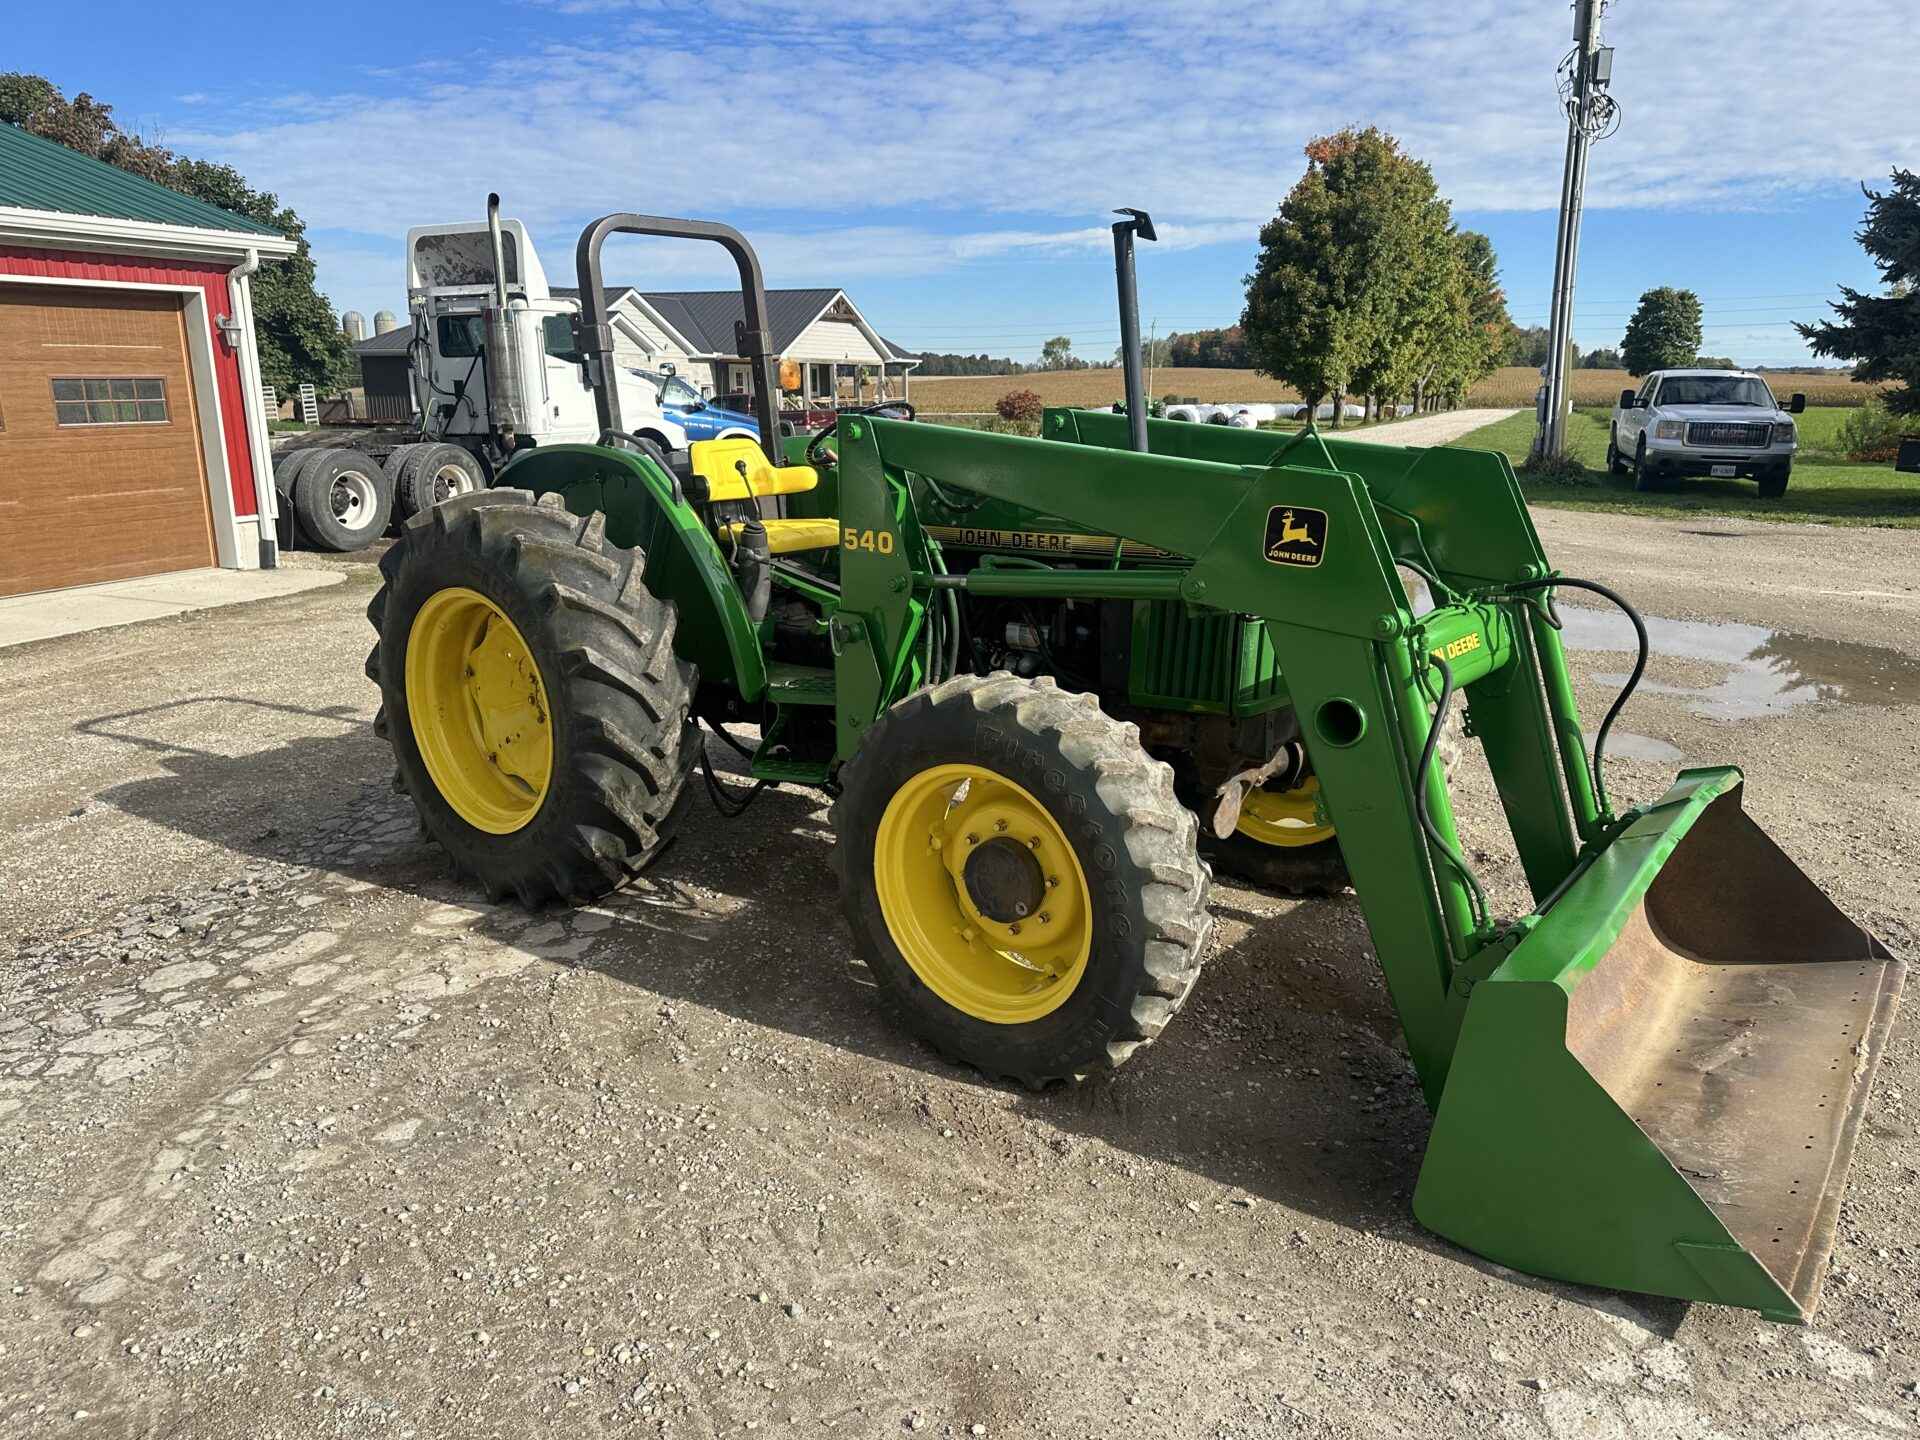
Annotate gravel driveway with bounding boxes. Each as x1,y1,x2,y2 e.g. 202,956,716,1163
1347,407,1522,447
1,513,1915,1438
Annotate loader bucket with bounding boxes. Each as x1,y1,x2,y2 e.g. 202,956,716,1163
1415,767,1903,1321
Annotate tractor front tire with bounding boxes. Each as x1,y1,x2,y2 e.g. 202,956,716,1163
365,487,698,906
831,674,1212,1087
1200,706,1464,897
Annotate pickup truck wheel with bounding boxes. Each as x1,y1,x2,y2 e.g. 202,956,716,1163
1758,463,1791,499
1606,428,1627,476
1631,436,1664,493
295,448,393,550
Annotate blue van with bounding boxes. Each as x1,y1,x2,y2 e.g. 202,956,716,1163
629,367,760,442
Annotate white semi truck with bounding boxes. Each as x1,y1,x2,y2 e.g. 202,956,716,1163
273,196,688,551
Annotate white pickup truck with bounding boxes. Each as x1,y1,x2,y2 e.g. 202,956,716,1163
1607,368,1805,497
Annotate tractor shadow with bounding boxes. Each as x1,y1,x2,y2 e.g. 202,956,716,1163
76,697,1688,1327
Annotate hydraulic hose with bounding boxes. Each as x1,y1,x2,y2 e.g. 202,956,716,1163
1504,575,1649,820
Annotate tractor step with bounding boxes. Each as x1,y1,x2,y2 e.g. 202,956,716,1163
764,662,836,706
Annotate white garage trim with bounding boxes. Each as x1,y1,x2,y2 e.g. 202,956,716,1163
0,272,256,570
0,206,296,264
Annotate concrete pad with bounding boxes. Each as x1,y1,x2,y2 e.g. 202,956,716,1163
0,567,343,649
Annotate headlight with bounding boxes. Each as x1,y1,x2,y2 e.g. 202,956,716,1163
1654,419,1685,440
1774,422,1796,444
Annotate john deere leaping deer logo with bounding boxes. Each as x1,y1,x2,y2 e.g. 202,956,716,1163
1263,505,1328,568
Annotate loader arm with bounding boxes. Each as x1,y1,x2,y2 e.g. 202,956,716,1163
832,413,1903,1321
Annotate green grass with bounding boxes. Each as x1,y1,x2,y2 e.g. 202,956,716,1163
1453,408,1920,529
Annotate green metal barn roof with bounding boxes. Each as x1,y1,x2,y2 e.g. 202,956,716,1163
0,122,284,236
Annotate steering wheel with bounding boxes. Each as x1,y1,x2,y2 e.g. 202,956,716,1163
804,401,916,467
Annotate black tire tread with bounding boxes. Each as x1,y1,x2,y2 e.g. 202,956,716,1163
365,487,697,907
830,673,1213,1086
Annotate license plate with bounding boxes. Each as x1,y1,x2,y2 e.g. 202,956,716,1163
1711,464,1737,478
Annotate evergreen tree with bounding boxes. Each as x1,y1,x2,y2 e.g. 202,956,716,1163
1798,169,1920,414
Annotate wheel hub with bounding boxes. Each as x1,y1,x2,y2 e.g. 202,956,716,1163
962,836,1047,923
871,764,1093,1025
1235,775,1335,849
404,587,553,834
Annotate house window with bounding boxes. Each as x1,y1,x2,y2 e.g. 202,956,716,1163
52,377,170,426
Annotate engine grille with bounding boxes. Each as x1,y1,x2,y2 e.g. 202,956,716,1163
1685,421,1771,447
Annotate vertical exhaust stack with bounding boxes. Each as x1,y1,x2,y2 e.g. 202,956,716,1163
1111,208,1157,453
482,193,536,443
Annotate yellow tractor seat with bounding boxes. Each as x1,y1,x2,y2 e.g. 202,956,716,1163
690,437,819,501
718,518,842,555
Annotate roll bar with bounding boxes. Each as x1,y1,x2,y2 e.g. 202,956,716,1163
571,213,782,464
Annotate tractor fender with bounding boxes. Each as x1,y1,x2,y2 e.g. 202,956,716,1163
496,443,768,702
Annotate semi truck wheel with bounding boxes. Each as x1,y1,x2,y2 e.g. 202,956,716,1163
830,673,1212,1087
295,448,393,550
365,488,697,906
393,442,486,520
273,445,328,500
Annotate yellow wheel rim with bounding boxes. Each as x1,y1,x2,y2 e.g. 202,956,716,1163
873,763,1093,1025
404,587,553,834
1235,775,1335,849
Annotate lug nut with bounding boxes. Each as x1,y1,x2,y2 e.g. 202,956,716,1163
1009,924,1021,935
966,833,979,846
1046,876,1058,888
1039,912,1051,924
994,819,1008,832
1028,836,1041,849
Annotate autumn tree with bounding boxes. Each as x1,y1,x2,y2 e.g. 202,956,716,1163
1243,129,1503,425
0,73,355,391
1798,169,1920,414
1619,287,1704,376
1242,129,1401,424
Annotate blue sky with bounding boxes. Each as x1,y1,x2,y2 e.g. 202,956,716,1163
11,0,1915,364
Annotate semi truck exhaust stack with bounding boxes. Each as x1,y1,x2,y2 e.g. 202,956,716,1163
481,192,536,440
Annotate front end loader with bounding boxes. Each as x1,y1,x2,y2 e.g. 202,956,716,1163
362,207,1903,1323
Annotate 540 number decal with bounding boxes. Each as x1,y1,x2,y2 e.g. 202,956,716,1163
843,527,895,555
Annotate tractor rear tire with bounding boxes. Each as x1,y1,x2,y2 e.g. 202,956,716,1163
830,673,1213,1087
365,487,698,907
1201,706,1464,896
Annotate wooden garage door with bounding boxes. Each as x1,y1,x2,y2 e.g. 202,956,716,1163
0,285,215,598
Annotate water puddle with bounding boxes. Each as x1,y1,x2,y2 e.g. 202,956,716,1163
1585,729,1685,764
1558,605,1920,721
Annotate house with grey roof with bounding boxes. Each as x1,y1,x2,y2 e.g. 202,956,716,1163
357,283,917,420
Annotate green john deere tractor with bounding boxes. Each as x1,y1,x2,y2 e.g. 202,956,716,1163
364,206,1903,1323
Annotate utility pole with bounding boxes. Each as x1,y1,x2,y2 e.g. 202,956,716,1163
1535,0,1618,462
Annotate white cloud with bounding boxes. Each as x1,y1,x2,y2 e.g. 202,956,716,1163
188,0,1917,339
